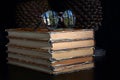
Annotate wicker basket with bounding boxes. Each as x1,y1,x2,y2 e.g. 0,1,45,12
16,0,103,30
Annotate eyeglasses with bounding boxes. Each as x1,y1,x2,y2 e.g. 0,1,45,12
39,10,76,30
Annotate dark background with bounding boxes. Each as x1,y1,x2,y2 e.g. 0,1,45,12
0,0,120,80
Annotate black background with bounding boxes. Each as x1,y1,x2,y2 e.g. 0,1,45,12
0,0,120,80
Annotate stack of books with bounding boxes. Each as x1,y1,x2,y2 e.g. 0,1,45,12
7,28,95,74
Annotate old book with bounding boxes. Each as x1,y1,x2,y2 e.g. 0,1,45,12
8,50,93,67
8,47,94,61
8,57,94,74
8,38,94,51
8,28,94,41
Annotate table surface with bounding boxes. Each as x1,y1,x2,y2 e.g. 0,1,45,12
9,64,94,80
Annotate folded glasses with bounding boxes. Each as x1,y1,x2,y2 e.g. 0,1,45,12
39,10,76,30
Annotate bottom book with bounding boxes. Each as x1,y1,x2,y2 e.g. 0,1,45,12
8,58,94,75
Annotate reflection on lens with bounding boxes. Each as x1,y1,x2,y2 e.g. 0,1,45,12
41,10,59,29
62,10,76,28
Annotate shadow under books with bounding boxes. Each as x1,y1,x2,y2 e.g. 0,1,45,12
8,64,94,80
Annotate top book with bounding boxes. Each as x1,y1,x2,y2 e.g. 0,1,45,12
8,28,94,42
